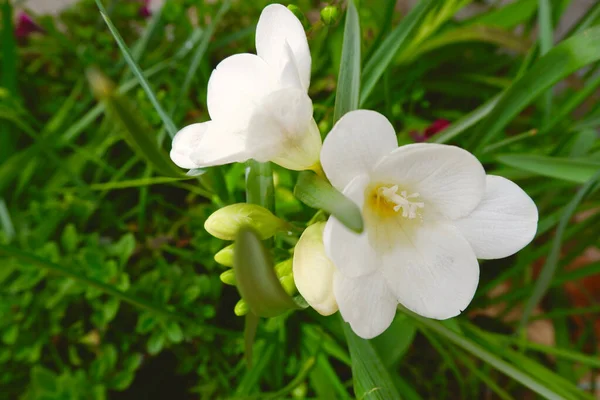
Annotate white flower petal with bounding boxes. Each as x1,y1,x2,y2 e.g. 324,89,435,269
454,175,538,259
206,53,277,125
245,87,321,170
321,110,398,191
334,271,397,339
323,174,380,277
373,143,486,220
189,121,249,167
256,4,311,90
170,122,210,169
381,222,479,320
293,222,338,316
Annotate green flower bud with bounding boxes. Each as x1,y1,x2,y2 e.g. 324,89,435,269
320,5,340,26
287,5,308,28
274,259,293,278
204,203,289,241
219,270,236,286
214,244,234,267
279,275,297,296
293,222,338,316
234,299,249,316
86,68,115,100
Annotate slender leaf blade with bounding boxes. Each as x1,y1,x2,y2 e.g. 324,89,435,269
342,320,401,400
476,26,600,148
360,0,434,105
95,0,178,138
496,154,600,183
333,0,361,123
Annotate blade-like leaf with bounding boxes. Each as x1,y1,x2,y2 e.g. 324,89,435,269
467,0,538,29
342,320,401,400
476,25,600,148
333,0,361,123
496,154,600,183
519,169,600,330
233,227,301,318
412,313,570,399
95,0,178,138
360,0,434,105
294,171,363,233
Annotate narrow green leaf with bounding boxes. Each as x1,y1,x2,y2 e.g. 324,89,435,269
537,0,554,122
467,0,538,29
371,314,416,368
294,171,363,233
233,227,301,318
407,25,529,63
86,69,183,178
95,0,178,138
333,0,361,123
496,154,600,183
342,319,401,400
519,169,600,330
412,314,568,399
568,1,600,36
360,0,434,105
434,94,501,144
88,176,192,190
476,26,600,148
0,198,15,242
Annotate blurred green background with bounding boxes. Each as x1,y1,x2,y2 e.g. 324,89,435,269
1,0,600,399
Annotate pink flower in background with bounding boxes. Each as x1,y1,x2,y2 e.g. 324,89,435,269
139,0,152,18
15,12,44,40
410,119,450,142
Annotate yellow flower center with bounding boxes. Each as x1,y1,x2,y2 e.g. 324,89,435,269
367,184,424,219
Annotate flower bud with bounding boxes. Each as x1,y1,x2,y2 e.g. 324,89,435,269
86,68,115,100
204,203,289,241
320,5,340,26
292,222,338,316
274,259,293,278
214,244,234,267
219,269,236,286
279,275,297,296
234,299,249,316
287,5,308,28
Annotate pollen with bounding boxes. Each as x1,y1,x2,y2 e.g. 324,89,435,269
367,184,424,219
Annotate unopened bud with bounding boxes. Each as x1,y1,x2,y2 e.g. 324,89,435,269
219,270,236,286
234,299,249,316
275,259,293,278
287,5,308,28
293,222,338,316
204,203,289,241
320,5,340,26
86,68,115,100
214,244,234,267
279,275,296,296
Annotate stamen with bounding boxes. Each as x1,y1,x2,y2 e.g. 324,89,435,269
377,185,424,219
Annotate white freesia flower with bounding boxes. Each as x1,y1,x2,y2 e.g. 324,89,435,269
170,4,321,171
319,110,538,339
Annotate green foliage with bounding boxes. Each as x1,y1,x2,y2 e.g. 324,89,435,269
2,0,600,398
